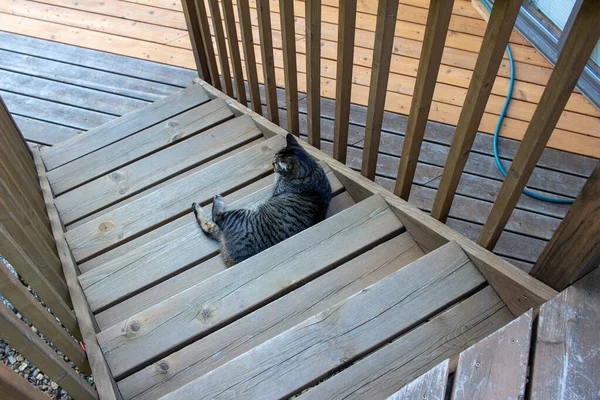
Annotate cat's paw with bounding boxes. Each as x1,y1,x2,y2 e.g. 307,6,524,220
192,202,208,221
213,194,225,213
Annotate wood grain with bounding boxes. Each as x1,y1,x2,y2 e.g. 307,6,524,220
278,0,299,135
181,0,211,81
195,0,221,88
236,0,261,112
385,360,449,400
207,0,233,96
305,0,320,148
256,0,279,123
221,0,246,103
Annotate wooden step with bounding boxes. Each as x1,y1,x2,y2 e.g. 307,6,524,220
47,98,234,195
156,241,486,400
96,194,404,379
55,114,262,224
118,231,424,400
65,134,285,262
41,84,210,170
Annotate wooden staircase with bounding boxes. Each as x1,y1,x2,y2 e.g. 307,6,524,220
37,81,558,399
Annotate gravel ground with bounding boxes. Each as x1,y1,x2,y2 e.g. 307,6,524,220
1,256,94,399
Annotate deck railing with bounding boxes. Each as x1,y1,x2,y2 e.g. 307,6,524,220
0,98,97,399
182,0,600,290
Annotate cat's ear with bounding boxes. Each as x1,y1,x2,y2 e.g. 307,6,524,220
286,133,301,148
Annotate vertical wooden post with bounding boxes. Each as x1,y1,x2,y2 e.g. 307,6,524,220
181,0,211,82
279,0,300,136
478,0,600,250
207,0,233,96
430,0,522,222
305,0,321,149
529,163,600,291
257,0,279,124
221,0,246,104
360,0,399,180
194,0,221,90
237,0,262,113
394,0,455,200
332,0,357,163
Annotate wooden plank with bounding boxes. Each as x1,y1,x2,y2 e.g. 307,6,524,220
47,99,233,195
97,194,404,378
332,0,356,163
0,96,38,183
385,360,449,400
194,0,221,88
430,0,523,223
530,162,600,291
119,232,422,399
452,309,533,399
298,286,512,400
181,0,211,81
12,115,80,146
222,0,246,103
256,0,279,122
477,0,600,250
394,0,454,200
530,267,600,400
207,0,233,96
55,115,262,224
279,0,300,135
360,0,399,180
305,0,320,148
0,362,48,400
0,262,89,373
236,0,261,112
159,241,484,399
33,148,123,400
41,84,210,171
0,302,97,400
65,135,283,262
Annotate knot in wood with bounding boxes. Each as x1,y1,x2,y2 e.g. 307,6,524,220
166,120,179,128
98,221,115,233
159,362,169,373
196,308,213,323
110,171,125,181
130,321,141,332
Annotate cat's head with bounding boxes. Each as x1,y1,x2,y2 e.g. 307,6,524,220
273,134,317,179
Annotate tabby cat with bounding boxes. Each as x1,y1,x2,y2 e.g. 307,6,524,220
192,133,332,266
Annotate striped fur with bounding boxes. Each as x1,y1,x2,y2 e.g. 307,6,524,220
193,134,332,266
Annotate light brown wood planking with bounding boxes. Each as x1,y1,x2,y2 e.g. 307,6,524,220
0,362,48,400
119,232,420,400
385,360,449,400
452,309,533,399
530,267,600,400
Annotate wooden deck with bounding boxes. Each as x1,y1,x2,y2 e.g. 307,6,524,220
1,31,598,270
1,0,599,157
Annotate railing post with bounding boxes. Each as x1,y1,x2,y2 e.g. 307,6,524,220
529,162,600,291
237,0,262,113
193,0,221,90
207,0,233,96
430,0,522,222
305,0,321,149
477,0,600,250
279,0,300,136
394,0,455,200
361,0,399,180
222,0,246,104
181,0,211,82
257,0,279,124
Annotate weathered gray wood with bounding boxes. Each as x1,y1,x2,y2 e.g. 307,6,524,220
119,232,421,399
385,360,449,400
98,195,404,379
12,115,80,146
55,115,262,224
452,309,533,400
47,99,233,194
530,267,600,400
65,135,283,261
41,84,210,171
296,286,510,400
160,242,485,399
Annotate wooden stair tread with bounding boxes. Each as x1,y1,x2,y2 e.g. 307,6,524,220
47,98,234,195
118,231,424,400
65,135,284,262
55,114,262,224
156,241,486,400
40,84,210,171
386,360,449,400
96,194,404,379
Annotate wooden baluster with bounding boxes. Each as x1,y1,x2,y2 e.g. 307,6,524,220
529,162,600,291
305,0,321,148
194,0,221,89
478,0,600,250
207,0,233,96
181,0,211,82
222,0,246,104
394,0,455,200
361,0,399,180
237,0,262,113
279,0,299,136
430,0,522,222
257,0,279,124
0,363,48,400
332,0,357,163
